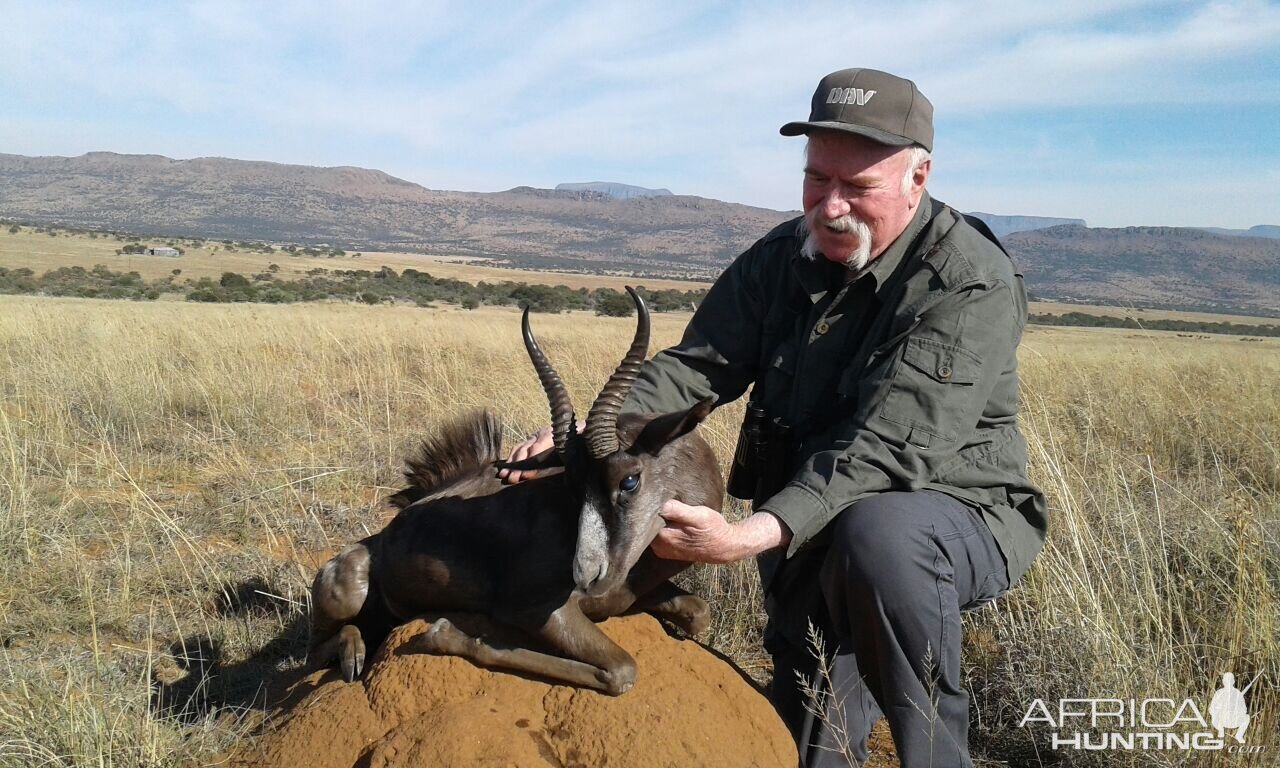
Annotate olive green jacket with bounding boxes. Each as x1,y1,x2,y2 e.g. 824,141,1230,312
623,194,1047,585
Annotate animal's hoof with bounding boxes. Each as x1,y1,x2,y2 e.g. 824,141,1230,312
600,664,637,696
418,618,467,655
604,678,634,696
663,595,711,637
684,606,711,637
338,625,366,682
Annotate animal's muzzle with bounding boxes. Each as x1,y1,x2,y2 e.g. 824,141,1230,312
574,558,610,595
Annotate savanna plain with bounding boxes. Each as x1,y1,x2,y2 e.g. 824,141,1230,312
0,291,1276,767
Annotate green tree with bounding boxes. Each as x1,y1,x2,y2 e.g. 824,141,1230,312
220,272,250,288
511,284,568,313
187,289,223,302
593,289,635,317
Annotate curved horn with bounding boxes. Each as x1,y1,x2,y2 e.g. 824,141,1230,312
522,308,576,455
584,287,649,459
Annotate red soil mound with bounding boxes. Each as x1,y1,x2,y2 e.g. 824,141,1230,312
237,614,797,767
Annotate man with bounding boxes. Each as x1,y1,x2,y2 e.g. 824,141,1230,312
505,68,1046,767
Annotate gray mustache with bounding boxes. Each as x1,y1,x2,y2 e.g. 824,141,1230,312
818,215,864,233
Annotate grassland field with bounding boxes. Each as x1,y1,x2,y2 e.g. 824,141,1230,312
0,225,709,293
0,224,1278,767
3,223,1279,327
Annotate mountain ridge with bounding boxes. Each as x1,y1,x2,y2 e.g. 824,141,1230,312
1,151,1276,314
967,212,1088,237
554,181,673,199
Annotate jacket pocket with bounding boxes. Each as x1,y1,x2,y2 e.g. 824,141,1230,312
758,338,798,416
879,336,982,447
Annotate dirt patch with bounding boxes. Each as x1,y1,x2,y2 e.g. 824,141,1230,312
236,614,797,767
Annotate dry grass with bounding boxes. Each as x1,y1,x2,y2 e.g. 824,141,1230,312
0,295,1276,767
968,325,1280,766
0,225,710,291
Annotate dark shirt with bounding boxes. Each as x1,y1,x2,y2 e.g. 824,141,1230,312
623,193,1047,587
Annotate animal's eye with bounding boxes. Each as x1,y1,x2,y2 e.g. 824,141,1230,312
619,474,640,493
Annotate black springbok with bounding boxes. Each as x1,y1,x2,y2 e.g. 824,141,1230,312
308,288,721,694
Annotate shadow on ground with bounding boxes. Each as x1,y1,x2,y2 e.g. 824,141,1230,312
151,577,315,723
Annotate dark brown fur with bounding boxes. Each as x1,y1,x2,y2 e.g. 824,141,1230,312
310,293,721,694
308,404,721,694
386,410,505,511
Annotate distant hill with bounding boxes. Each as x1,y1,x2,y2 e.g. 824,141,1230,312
1198,225,1280,239
1006,225,1279,315
0,152,790,280
1,152,1276,315
967,212,1088,237
554,182,673,199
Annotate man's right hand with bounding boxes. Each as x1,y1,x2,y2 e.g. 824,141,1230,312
499,420,584,483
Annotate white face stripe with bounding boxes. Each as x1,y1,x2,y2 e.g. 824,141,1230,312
573,495,611,587
577,499,609,559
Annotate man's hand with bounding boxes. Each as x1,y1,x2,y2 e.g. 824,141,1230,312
499,426,552,484
498,420,585,484
652,501,792,564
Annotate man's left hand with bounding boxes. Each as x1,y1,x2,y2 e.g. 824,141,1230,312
652,501,794,564
652,500,741,564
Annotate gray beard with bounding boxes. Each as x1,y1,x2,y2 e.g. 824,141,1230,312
797,214,873,272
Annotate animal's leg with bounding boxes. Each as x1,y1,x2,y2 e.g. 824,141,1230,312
414,603,637,695
630,580,710,637
309,543,372,681
309,625,367,681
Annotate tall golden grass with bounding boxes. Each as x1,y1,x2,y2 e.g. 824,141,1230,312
0,295,1276,767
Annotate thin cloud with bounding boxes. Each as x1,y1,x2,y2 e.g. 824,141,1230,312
1,1,1277,225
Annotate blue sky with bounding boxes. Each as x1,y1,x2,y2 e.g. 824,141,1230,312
2,1,1277,227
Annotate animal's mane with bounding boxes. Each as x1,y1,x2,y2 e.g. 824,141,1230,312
387,410,503,510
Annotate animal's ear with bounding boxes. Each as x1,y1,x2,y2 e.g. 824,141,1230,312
631,396,716,455
494,447,564,471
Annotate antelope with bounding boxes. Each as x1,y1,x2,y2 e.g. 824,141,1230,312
308,288,721,695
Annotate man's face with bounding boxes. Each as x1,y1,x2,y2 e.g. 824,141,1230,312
801,130,929,268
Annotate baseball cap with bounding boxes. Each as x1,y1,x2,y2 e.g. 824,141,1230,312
780,68,933,152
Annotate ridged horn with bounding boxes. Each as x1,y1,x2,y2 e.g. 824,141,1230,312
584,287,649,459
521,308,576,455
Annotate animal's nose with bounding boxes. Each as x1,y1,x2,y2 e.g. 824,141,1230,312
574,559,608,593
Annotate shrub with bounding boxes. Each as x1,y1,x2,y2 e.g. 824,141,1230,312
511,284,569,313
260,288,294,304
593,289,635,317
188,289,223,302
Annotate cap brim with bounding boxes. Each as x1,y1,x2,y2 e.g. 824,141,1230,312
779,120,915,147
